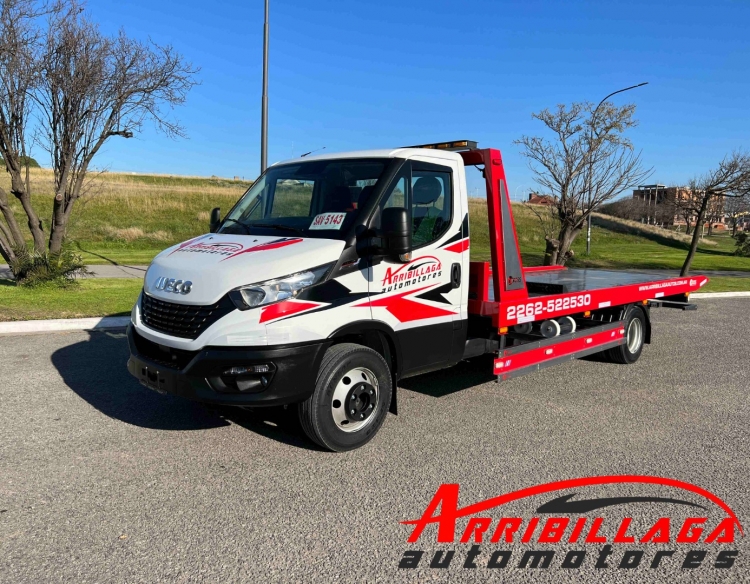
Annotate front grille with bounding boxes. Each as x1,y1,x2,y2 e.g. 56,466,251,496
141,292,236,340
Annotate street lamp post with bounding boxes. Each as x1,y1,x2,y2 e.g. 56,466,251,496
260,0,269,174
585,82,648,255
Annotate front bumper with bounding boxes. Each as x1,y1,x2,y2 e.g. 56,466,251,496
126,324,328,406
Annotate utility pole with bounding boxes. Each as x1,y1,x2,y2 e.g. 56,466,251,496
260,0,269,174
585,82,648,255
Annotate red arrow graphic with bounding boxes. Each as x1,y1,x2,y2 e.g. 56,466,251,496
355,285,456,323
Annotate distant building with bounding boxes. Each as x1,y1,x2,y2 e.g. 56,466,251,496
527,192,556,206
632,184,727,231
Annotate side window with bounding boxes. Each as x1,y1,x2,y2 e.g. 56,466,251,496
382,176,407,209
411,169,452,247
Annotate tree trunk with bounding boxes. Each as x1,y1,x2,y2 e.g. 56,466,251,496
680,197,710,276
553,224,582,266
543,237,559,266
48,188,65,254
48,215,67,255
0,226,15,263
0,187,27,250
8,177,46,253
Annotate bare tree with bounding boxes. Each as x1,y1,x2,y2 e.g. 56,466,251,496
0,0,198,268
0,0,49,262
36,3,198,254
725,193,749,237
516,102,650,265
670,188,699,235
680,152,750,276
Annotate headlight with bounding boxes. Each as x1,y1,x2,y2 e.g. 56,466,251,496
228,263,333,310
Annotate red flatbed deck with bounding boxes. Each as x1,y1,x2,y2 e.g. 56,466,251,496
468,263,708,327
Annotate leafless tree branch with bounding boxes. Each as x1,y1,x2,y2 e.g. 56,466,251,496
515,101,651,265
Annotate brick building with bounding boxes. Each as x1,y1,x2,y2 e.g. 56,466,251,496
632,184,727,231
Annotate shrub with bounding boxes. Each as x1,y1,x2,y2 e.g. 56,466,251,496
10,246,90,287
735,232,750,257
0,155,40,168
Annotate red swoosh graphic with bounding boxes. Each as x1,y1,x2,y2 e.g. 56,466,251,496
259,300,324,323
444,238,470,253
402,475,743,535
220,237,304,262
167,234,210,256
354,284,455,322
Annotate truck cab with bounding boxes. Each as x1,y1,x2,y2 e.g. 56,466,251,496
128,144,472,450
128,141,705,451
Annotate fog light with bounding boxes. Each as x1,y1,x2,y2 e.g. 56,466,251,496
223,364,271,376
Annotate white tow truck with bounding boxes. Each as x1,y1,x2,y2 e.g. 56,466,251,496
128,141,705,451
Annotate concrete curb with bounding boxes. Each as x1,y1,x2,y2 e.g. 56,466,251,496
0,316,130,335
691,291,750,299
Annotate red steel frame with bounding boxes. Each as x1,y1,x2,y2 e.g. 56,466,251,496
494,321,626,379
459,148,709,329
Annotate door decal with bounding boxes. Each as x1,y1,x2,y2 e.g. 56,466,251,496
354,284,456,323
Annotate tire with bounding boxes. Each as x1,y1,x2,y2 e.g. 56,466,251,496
605,305,646,364
298,343,392,452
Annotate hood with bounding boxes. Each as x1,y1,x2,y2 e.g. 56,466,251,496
144,234,346,305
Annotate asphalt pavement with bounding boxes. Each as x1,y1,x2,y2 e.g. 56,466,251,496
0,299,748,583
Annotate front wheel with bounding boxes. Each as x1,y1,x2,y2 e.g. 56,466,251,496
298,343,392,452
605,305,646,364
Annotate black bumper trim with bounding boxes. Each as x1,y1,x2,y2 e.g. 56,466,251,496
127,325,329,406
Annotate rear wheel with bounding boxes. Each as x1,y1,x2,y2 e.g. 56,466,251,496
298,343,392,452
605,305,646,364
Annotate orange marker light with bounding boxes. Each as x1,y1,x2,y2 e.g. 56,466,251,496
584,311,591,317
499,327,508,334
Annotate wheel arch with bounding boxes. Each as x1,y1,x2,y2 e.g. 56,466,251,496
328,320,402,414
619,303,652,344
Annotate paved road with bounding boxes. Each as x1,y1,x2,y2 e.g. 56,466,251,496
1,299,748,583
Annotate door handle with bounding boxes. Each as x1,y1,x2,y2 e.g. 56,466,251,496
451,263,461,289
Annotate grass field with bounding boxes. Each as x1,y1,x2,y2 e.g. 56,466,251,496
0,169,748,321
468,199,748,272
1,168,251,265
0,278,141,321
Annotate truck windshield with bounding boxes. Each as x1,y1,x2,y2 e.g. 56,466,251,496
219,158,388,239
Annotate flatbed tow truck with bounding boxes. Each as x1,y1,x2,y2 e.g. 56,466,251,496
127,141,707,451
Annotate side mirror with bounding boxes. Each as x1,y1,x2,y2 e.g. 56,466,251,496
355,208,411,259
209,207,221,233
381,207,410,256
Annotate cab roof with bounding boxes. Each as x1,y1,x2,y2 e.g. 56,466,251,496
271,147,464,167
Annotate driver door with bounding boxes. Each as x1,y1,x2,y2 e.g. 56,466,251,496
369,160,465,376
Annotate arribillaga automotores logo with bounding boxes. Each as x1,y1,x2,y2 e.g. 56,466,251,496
168,235,302,261
399,476,742,573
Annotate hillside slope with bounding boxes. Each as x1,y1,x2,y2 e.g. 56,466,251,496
2,169,748,273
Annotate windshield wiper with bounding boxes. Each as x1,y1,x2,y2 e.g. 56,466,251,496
252,223,304,234
221,218,252,234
